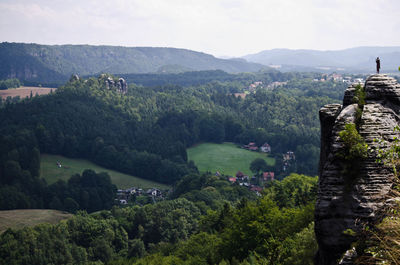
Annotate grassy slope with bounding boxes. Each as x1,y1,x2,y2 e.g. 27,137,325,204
0,86,56,99
40,154,169,189
187,142,275,176
0,209,72,233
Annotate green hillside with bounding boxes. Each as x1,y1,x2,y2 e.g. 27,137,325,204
40,154,169,189
187,142,275,176
0,42,267,85
0,209,72,234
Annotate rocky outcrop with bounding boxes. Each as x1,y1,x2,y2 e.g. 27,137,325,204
101,74,128,94
315,74,400,264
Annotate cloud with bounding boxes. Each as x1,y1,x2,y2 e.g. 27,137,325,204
0,0,399,56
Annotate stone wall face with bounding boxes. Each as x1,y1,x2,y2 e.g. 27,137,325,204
315,75,400,265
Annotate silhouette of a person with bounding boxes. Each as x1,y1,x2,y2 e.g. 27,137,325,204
376,57,381,74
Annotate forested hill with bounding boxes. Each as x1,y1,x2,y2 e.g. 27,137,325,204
0,42,267,85
0,72,347,212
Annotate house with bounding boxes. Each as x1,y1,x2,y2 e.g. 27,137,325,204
228,177,237,183
236,171,245,179
243,142,258,151
233,93,247,99
267,81,287,89
147,188,162,197
331,73,343,82
251,186,263,192
250,185,263,196
249,146,258,151
260,143,271,153
283,151,295,161
248,81,263,92
262,172,275,181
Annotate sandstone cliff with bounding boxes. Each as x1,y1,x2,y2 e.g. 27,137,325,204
315,74,400,264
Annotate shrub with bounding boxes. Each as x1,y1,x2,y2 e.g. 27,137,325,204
339,123,368,161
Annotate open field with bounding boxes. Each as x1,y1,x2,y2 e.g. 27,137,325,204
0,209,72,233
187,142,275,176
0,86,56,99
41,154,170,189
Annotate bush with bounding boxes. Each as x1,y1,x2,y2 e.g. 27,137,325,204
339,123,368,161
0,78,21,90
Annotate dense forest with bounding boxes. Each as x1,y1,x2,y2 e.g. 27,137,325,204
0,173,317,264
0,70,346,211
0,69,349,264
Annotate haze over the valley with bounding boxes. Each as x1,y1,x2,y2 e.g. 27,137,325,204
1,0,400,57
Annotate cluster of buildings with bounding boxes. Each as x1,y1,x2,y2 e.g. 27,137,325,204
267,81,288,89
242,142,271,153
226,170,275,196
312,73,365,84
116,187,163,205
230,81,264,99
282,151,296,171
248,81,263,92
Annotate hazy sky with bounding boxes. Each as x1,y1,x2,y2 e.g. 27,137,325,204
1,0,399,57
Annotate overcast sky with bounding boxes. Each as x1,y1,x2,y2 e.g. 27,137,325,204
1,0,399,57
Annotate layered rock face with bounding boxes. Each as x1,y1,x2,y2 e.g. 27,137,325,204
315,75,400,264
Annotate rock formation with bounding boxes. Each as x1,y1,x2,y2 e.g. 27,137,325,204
101,74,128,94
315,74,400,264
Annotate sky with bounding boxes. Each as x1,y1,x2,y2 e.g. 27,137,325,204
1,0,399,57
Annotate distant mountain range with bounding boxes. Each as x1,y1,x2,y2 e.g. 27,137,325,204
1,43,400,86
0,42,268,85
243,47,400,73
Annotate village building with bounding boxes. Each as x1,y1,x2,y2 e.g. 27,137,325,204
250,185,263,196
260,143,271,153
233,93,247,99
228,177,237,183
283,151,295,161
116,187,162,205
236,171,245,179
243,142,258,151
262,172,275,182
146,188,162,197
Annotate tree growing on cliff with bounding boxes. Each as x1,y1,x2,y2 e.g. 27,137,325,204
338,123,368,161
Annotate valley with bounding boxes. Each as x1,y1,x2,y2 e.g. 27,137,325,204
0,40,398,264
1,0,400,263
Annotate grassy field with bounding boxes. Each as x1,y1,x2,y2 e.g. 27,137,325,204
0,86,56,99
40,154,170,189
0,209,72,233
187,142,275,176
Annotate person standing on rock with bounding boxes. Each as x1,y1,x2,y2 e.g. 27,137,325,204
376,57,381,74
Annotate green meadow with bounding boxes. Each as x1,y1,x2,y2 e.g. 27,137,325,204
187,142,275,176
0,209,72,234
40,154,170,189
